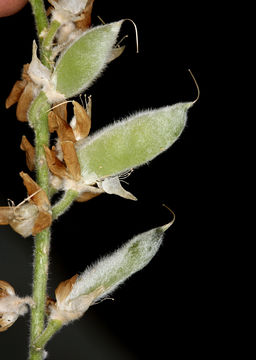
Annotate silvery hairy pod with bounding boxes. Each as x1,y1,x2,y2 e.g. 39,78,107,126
50,220,173,324
64,100,194,200
29,21,124,103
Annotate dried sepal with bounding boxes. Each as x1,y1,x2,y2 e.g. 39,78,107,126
71,100,91,140
44,145,70,179
20,135,35,171
0,280,33,332
74,0,95,30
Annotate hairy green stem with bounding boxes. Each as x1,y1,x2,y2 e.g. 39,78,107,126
28,91,51,360
29,0,48,46
41,20,61,69
52,190,79,220
33,319,63,352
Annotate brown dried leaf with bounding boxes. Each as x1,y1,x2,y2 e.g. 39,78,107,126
48,111,76,142
61,141,81,181
72,101,91,140
32,210,52,235
76,191,102,202
20,135,35,171
75,0,95,30
44,145,70,179
5,80,27,109
53,102,67,122
0,207,14,225
19,172,50,208
16,82,35,122
55,274,78,305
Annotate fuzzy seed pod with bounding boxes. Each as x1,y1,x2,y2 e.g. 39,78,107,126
50,21,123,100
68,222,172,303
50,221,172,324
75,102,193,192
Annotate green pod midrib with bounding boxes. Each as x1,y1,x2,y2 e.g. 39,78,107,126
77,102,192,184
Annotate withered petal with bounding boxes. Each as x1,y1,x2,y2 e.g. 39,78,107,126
5,79,27,109
55,274,78,305
61,141,81,181
16,82,36,122
48,111,76,142
20,135,35,171
19,172,50,208
32,210,52,236
72,101,91,140
44,145,70,179
75,0,95,30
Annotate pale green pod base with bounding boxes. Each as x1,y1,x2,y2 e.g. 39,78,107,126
76,102,193,184
51,21,123,98
66,225,167,302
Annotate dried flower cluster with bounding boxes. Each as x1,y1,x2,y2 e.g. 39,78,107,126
0,280,33,332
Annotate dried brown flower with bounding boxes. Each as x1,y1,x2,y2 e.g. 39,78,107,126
0,280,33,332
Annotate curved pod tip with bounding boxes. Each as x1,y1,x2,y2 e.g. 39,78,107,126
160,204,176,232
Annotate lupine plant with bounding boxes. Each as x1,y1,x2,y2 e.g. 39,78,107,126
0,0,198,359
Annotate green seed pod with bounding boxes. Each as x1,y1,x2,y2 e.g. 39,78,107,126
50,21,123,99
66,221,173,302
76,102,193,185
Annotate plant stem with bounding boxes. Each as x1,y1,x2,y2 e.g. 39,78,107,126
52,189,79,220
33,319,63,352
28,91,51,360
29,0,48,46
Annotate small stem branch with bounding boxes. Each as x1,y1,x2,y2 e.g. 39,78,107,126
41,20,61,69
52,190,79,220
32,319,63,351
29,0,48,46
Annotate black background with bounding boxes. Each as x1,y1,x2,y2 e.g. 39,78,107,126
0,1,238,359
